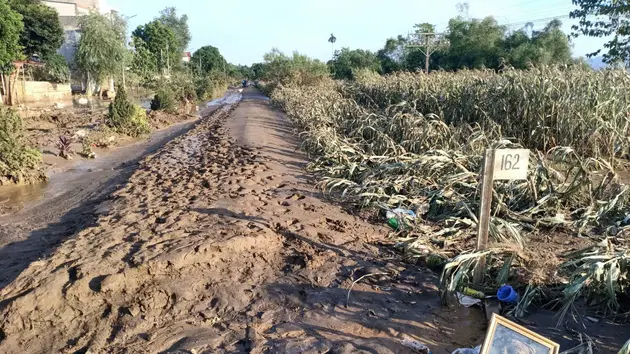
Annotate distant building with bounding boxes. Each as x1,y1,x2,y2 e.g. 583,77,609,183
42,0,100,64
182,52,192,63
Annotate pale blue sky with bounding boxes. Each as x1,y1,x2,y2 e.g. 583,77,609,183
102,0,606,65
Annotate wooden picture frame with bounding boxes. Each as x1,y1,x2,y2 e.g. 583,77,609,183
481,314,560,354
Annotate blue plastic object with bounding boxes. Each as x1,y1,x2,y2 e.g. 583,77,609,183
497,285,519,304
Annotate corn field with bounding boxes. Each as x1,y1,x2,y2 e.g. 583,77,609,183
270,66,630,322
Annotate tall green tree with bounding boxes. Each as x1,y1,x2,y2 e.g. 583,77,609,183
377,35,408,74
191,45,226,74
330,47,381,80
76,11,127,92
251,62,266,80
156,7,191,52
444,16,506,69
132,20,179,74
9,0,64,59
131,37,157,83
261,48,329,86
570,0,630,65
232,64,253,79
0,0,23,70
531,20,572,65
328,33,337,59
503,20,572,69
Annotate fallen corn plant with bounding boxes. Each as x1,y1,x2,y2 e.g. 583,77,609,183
270,66,630,317
554,239,629,324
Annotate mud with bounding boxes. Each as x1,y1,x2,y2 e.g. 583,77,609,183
0,90,627,353
0,93,242,215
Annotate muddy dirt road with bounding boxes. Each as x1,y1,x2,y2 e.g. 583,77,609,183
0,90,626,353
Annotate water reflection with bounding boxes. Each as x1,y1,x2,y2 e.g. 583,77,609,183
72,97,152,110
0,182,49,214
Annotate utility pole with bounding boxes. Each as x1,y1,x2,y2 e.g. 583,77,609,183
407,31,449,73
166,42,170,76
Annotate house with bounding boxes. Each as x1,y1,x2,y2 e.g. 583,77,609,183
42,0,100,64
182,52,192,63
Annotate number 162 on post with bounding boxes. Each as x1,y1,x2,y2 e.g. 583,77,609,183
492,149,530,180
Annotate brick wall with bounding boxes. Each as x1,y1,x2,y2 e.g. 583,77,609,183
10,81,72,105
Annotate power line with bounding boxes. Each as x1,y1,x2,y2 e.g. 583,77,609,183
472,0,571,19
433,0,576,30
433,12,573,32
503,14,572,28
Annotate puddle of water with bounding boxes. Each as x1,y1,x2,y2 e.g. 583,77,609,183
206,91,243,107
73,97,152,110
0,182,49,211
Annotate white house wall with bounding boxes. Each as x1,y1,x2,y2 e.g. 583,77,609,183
43,1,77,17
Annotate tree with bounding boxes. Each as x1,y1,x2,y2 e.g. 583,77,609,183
30,53,70,83
534,20,572,64
570,0,630,65
191,45,226,74
251,62,266,80
444,16,505,69
377,35,408,74
503,20,572,69
232,64,253,79
131,38,157,83
132,20,179,74
328,33,337,59
76,11,128,94
9,0,64,58
157,7,191,52
330,47,381,80
261,48,329,86
0,0,23,70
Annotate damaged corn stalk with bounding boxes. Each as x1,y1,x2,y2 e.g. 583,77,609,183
271,66,630,316
555,239,629,324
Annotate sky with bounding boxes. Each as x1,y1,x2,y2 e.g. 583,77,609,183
102,0,608,66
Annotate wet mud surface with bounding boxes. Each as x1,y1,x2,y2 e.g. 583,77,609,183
0,90,627,353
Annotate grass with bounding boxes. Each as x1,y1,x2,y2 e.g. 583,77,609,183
270,66,630,321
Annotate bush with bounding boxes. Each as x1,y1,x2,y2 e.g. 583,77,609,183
108,87,150,137
27,54,71,84
0,108,45,185
195,72,228,100
177,83,197,104
150,87,177,112
170,73,197,104
260,49,329,88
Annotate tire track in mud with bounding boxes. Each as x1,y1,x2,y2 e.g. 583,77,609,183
0,91,488,354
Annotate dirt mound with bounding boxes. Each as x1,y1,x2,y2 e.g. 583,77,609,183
149,110,196,130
